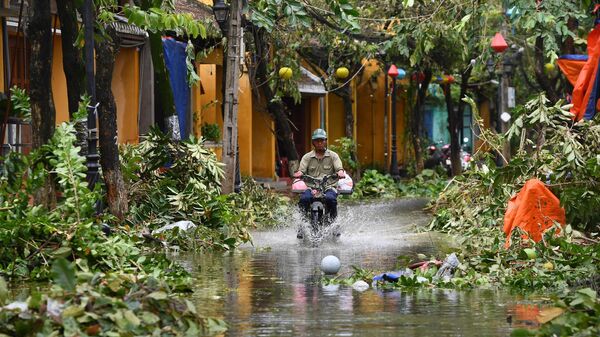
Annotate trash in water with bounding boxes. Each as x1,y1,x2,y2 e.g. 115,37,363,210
352,280,369,291
153,220,197,234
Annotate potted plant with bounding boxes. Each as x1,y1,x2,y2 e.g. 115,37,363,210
201,122,221,147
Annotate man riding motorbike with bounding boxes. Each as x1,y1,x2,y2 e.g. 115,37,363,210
293,128,345,239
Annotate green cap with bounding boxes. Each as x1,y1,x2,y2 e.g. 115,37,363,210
311,128,327,140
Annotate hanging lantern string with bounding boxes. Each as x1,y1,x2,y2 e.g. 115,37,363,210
326,58,369,93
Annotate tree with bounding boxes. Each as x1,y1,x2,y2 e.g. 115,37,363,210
28,0,55,150
246,0,360,174
95,24,129,219
508,0,591,102
56,0,85,118
28,0,56,207
56,0,87,154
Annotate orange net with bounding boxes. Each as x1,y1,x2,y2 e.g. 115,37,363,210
503,179,566,249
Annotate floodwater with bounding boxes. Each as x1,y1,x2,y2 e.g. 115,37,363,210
179,199,540,337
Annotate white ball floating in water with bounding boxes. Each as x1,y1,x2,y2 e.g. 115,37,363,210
321,255,341,274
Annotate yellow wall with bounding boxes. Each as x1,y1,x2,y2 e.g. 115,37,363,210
195,64,220,131
252,105,275,178
238,73,252,175
112,47,139,144
195,53,254,176
355,60,389,168
50,35,139,145
327,94,345,143
52,35,69,123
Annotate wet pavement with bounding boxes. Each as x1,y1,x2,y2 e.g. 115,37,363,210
178,198,537,337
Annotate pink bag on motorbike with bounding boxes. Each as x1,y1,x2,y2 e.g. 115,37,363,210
291,179,308,193
337,173,353,194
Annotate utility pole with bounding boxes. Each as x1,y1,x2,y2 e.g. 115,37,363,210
221,0,242,194
499,62,511,164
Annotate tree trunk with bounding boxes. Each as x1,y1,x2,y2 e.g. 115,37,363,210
139,1,175,132
56,0,87,154
56,0,84,117
28,0,56,207
148,32,176,132
253,28,299,174
533,37,559,102
445,66,472,177
95,25,128,219
411,69,432,174
337,84,354,139
28,0,55,150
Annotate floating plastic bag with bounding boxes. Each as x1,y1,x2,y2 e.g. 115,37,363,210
434,253,460,282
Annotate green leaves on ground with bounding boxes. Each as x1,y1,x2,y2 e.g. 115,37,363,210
51,258,76,292
0,262,227,336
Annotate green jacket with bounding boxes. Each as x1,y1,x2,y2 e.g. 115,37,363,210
298,149,343,188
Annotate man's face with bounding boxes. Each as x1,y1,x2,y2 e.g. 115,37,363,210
313,138,327,151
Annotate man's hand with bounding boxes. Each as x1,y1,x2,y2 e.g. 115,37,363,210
337,170,346,179
294,171,303,178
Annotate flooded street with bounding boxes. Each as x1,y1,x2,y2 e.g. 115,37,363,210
179,199,535,336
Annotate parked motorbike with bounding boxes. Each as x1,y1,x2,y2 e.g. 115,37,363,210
425,143,471,175
292,173,353,243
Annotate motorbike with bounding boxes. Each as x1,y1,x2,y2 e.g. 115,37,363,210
425,143,471,176
292,173,353,243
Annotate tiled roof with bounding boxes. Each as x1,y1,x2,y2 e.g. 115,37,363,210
174,0,219,31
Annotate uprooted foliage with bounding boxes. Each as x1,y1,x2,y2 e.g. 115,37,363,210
0,123,110,279
0,123,238,334
0,259,226,336
121,129,289,250
0,124,190,282
432,94,600,235
327,94,599,336
428,94,600,335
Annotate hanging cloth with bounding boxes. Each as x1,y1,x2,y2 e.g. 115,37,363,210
162,37,190,139
569,19,600,121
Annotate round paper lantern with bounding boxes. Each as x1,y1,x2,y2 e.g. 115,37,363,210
335,67,350,79
278,67,293,80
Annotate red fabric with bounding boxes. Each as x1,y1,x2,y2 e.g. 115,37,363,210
503,179,566,249
570,24,600,121
557,58,586,86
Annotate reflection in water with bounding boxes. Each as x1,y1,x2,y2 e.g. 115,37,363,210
181,199,524,337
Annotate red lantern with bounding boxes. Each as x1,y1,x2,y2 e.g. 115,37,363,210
387,64,399,78
491,32,508,53
411,72,425,83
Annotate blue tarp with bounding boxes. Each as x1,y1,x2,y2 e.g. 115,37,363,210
162,37,189,139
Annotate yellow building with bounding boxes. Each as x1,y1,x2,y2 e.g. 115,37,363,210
0,0,489,182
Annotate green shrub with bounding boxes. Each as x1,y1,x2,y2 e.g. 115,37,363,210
201,123,221,142
352,169,398,198
329,137,359,176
